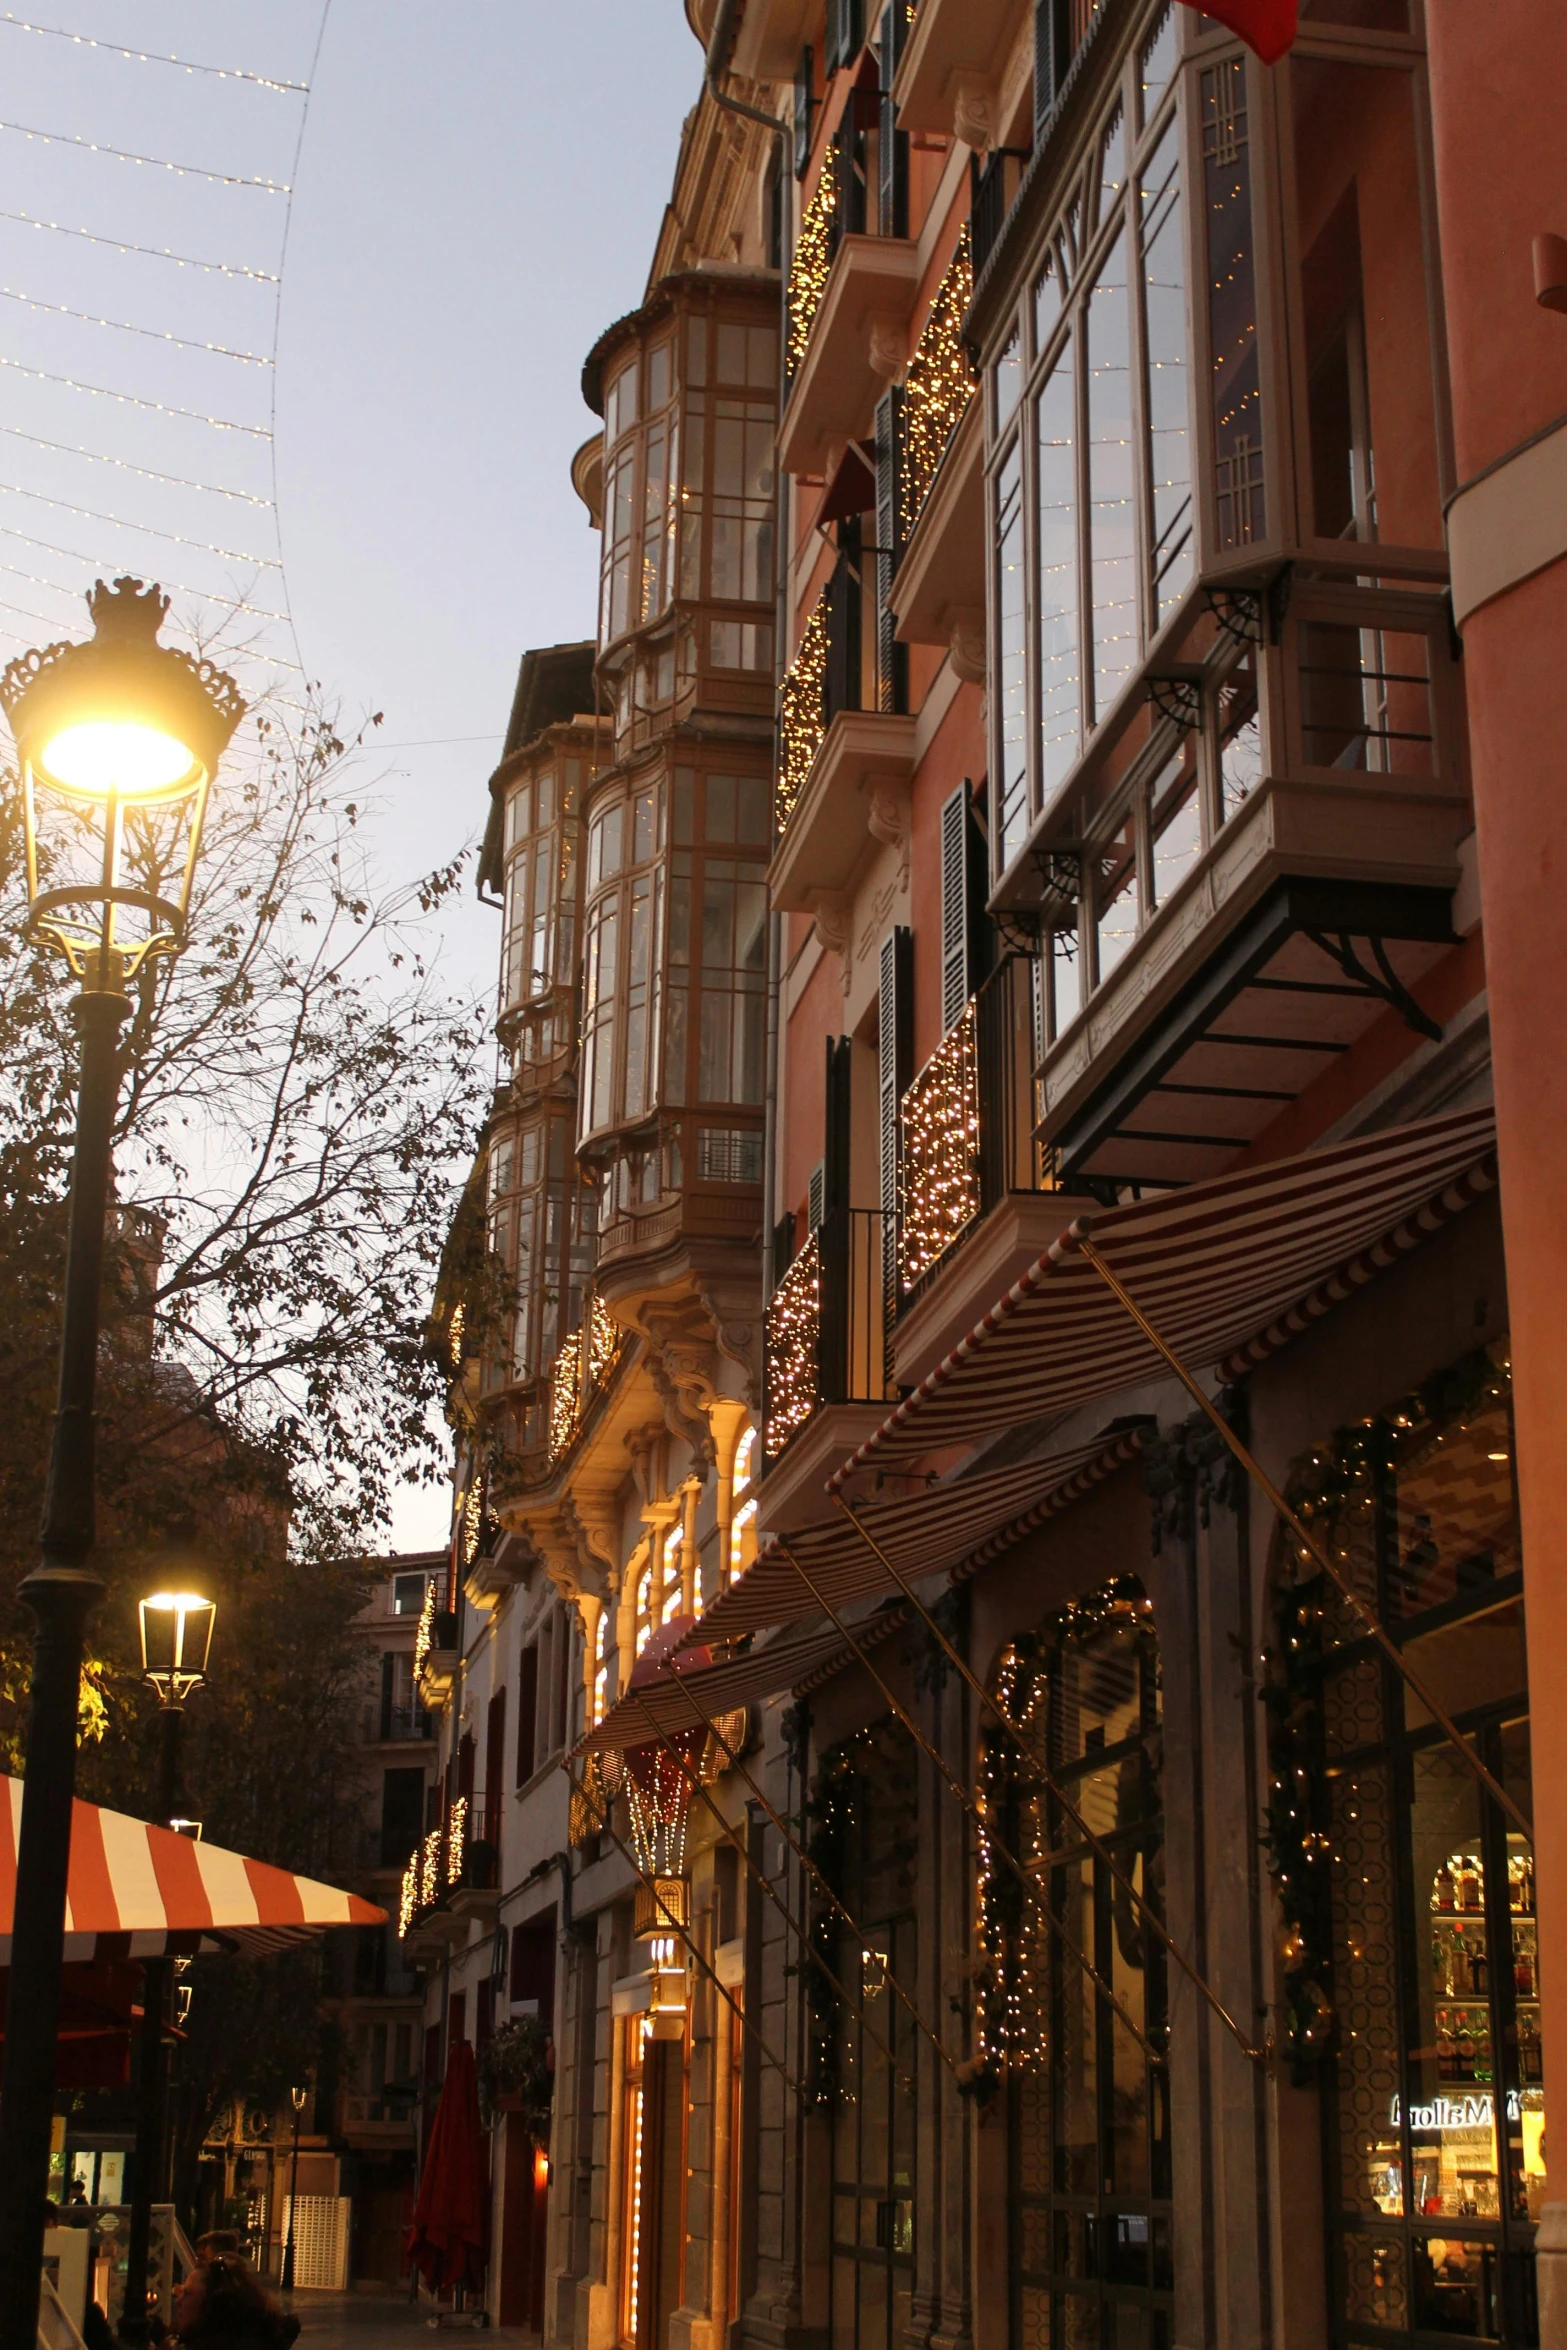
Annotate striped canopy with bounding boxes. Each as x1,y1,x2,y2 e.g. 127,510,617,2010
576,1608,910,1756
0,1780,386,1962
830,1106,1498,1485
695,1430,1144,1645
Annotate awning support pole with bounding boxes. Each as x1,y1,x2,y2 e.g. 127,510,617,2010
775,1542,1158,2064
831,1495,1268,2068
627,1697,926,2096
662,1678,960,2085
1073,1234,1534,1841
562,1759,802,2098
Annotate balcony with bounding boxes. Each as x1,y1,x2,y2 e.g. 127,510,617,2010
547,1293,625,1467
730,0,816,78
761,1208,898,1518
1037,586,1471,1189
894,0,1033,138
782,129,920,478
594,1114,764,1275
772,569,917,912
892,955,1087,1386
888,233,984,658
397,1803,475,1948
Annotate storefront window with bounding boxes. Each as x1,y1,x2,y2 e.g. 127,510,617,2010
1283,1347,1542,2344
978,1579,1171,2350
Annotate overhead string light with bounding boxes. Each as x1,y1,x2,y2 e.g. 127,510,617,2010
0,526,287,619
0,355,272,435
0,209,279,282
0,118,291,192
0,287,272,366
0,17,309,94
0,425,273,508
0,483,279,570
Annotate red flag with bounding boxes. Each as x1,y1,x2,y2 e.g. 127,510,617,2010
1179,0,1298,63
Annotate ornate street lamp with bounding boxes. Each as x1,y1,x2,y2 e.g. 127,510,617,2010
282,2085,308,2293
0,580,243,2348
122,1589,217,2340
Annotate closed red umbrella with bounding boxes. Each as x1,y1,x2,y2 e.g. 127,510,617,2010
407,2038,488,2296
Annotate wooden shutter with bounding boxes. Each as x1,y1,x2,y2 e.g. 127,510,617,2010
807,1161,826,1231
940,786,970,1032
515,1642,539,1786
1034,0,1060,136
878,927,913,1312
484,1689,507,1847
874,387,907,714
793,47,813,179
877,8,909,238
823,1033,853,1218
826,519,863,722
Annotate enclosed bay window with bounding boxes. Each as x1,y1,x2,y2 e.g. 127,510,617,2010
485,1108,595,1393
990,4,1192,873
500,755,586,1018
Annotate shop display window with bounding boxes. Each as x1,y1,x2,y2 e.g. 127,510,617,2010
1301,1347,1541,2345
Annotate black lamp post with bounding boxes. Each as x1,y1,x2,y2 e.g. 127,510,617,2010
281,2085,307,2293
121,1590,216,2342
0,579,242,2349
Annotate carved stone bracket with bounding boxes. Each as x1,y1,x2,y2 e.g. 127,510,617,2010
952,73,994,155
809,888,853,997
868,779,911,883
948,614,986,686
868,313,906,384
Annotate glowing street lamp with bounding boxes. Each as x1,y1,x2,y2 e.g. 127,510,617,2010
138,1591,218,1713
0,580,243,2347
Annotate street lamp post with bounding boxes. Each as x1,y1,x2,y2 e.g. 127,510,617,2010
121,1591,216,2343
0,580,242,2348
282,2085,307,2293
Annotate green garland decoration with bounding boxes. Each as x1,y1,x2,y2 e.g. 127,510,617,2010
971,1577,1158,2102
1259,1344,1510,2084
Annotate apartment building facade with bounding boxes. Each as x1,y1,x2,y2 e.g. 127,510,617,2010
403,3,1567,2346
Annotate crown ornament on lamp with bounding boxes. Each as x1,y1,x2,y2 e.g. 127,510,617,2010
1,576,245,984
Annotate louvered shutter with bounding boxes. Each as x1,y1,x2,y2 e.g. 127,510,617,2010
826,520,863,722
878,927,913,1315
794,47,813,179
807,1161,826,1230
1034,0,1060,136
877,6,909,238
874,387,907,715
823,1034,852,1219
940,786,970,1032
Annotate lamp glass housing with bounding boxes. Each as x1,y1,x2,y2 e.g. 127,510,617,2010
138,1591,215,1705
38,720,201,803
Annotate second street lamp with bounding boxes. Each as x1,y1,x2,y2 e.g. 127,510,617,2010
0,579,243,2346
121,1589,216,2342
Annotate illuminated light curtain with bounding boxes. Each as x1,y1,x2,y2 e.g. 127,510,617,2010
1202,56,1267,549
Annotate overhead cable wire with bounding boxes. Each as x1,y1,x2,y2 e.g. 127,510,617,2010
0,481,279,568
269,0,334,678
0,16,308,92
0,208,278,280
0,118,290,192
0,355,271,434
0,285,272,364
0,423,272,506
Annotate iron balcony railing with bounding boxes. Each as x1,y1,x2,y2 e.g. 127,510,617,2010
777,538,908,841
896,954,1056,1313
898,225,978,542
547,1291,623,1466
763,1206,897,1462
787,121,869,381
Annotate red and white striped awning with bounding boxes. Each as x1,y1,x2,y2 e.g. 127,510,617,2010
0,1781,386,1962
576,1609,910,1756
830,1106,1498,1485
694,1429,1144,1645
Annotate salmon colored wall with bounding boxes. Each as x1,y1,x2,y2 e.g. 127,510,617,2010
1425,0,1567,2196
781,943,843,1228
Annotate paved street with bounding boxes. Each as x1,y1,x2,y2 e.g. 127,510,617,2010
283,2294,534,2349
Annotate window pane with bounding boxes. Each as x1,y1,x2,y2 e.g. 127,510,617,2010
1087,236,1137,715
1036,342,1080,809
1139,4,1177,126
1141,122,1192,622
995,444,1029,867
1217,653,1261,815
1050,922,1081,1039
994,322,1022,430
1202,60,1266,548
1150,741,1201,905
1095,816,1138,983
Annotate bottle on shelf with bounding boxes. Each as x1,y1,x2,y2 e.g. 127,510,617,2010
1520,2017,1544,2084
1469,1941,1488,1999
1435,1859,1456,1913
1514,1943,1536,1999
1436,2010,1456,2082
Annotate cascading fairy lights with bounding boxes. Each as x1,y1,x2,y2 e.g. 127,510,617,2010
548,1294,624,1465
419,1827,440,1912
777,592,828,837
898,1002,980,1291
587,1292,621,1390
786,160,836,377
901,226,977,538
413,1580,435,1680
399,1854,418,1938
445,1795,468,1887
763,1235,821,1460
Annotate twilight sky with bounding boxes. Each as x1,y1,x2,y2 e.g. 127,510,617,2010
0,3,703,1549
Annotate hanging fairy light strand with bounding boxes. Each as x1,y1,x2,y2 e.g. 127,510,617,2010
0,117,291,193
0,16,308,93
0,355,272,434
0,209,280,280
0,482,279,569
0,286,273,366
0,425,273,507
